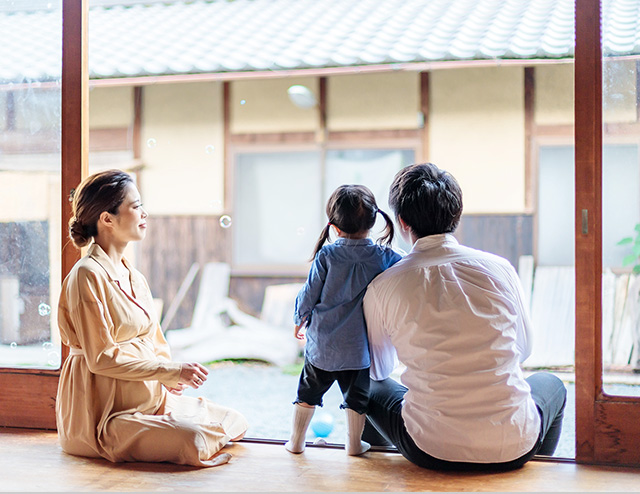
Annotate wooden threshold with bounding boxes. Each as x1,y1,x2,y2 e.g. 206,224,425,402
1,428,639,492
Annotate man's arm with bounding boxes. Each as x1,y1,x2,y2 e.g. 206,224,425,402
363,284,398,381
506,264,534,362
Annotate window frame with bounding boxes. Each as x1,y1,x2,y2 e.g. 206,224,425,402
3,0,640,469
574,0,640,465
0,0,87,429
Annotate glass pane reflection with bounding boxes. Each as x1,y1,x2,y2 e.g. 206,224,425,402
0,1,62,369
601,7,640,392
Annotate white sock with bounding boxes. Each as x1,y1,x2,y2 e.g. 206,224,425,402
345,408,371,456
285,404,315,454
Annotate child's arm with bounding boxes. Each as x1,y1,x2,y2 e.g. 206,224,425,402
293,252,327,328
293,318,307,340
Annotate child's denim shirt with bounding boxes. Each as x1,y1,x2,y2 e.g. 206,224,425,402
294,238,402,372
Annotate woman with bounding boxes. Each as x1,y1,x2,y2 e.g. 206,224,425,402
56,169,248,467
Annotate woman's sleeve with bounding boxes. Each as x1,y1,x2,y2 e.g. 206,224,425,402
71,267,181,387
139,275,174,364
293,252,327,326
363,283,398,381
151,323,174,363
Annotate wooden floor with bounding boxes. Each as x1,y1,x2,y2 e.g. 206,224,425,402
1,428,640,492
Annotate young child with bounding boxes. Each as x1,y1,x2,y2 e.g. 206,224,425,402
285,184,402,456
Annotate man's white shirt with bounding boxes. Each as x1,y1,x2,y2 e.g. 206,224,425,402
363,233,541,463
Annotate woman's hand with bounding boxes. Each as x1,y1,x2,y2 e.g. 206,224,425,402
179,362,209,389
164,383,188,396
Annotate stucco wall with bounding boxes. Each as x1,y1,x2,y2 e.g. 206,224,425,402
230,77,319,134
536,60,637,126
429,66,526,214
535,63,574,126
327,72,420,131
141,81,225,215
0,172,51,221
89,86,133,128
230,72,420,133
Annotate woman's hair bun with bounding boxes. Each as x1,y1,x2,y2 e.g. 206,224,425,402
68,217,91,249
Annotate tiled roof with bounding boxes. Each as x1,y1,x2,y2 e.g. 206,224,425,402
0,0,636,83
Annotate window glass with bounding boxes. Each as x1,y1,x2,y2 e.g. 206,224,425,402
234,148,414,269
325,149,414,253
538,144,640,268
234,151,322,267
601,46,640,388
0,1,62,369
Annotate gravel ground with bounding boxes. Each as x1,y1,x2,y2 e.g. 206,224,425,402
184,362,640,459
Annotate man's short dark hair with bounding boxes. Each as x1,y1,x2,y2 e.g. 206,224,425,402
388,162,463,238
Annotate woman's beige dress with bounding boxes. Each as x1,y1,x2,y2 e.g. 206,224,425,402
56,244,248,467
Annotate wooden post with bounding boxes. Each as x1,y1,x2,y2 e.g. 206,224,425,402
524,67,534,211
420,72,429,162
61,0,89,358
574,0,602,464
0,0,88,429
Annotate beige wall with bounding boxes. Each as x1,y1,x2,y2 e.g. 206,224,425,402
230,72,421,133
430,66,526,214
89,86,133,128
231,77,319,134
536,60,637,126
141,81,225,215
0,172,51,221
535,63,574,126
327,72,420,131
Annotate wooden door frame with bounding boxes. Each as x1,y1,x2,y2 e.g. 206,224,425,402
575,0,640,466
0,0,87,429
1,0,640,469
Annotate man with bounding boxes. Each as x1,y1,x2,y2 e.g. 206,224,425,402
363,163,566,471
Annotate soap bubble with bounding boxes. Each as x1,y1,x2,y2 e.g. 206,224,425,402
147,138,157,148
47,351,60,367
10,342,17,349
38,303,51,316
219,215,233,229
240,99,246,105
42,342,54,351
205,145,215,154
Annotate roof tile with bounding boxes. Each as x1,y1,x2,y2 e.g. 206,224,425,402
0,0,637,83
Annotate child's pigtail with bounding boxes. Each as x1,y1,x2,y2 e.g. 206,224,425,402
310,223,332,261
376,209,395,247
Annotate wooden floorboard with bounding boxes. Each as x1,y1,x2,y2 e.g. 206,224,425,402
1,428,639,492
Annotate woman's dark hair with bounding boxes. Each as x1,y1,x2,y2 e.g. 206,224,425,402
388,162,463,238
310,184,395,260
68,169,134,249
